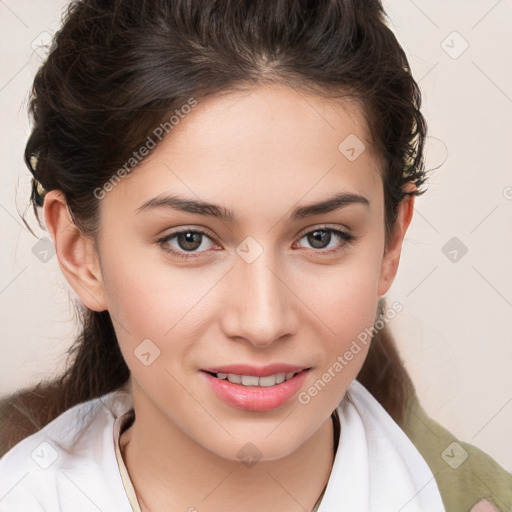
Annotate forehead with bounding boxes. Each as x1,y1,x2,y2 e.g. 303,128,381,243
104,84,383,217
167,84,377,167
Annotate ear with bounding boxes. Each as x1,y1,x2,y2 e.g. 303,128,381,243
43,190,108,311
377,191,415,297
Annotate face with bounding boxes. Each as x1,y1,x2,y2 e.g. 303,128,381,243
75,84,402,461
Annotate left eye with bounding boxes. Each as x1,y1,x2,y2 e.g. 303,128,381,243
296,228,352,251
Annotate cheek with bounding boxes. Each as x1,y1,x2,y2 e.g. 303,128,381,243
98,243,180,350
295,240,384,403
99,239,232,376
100,228,206,327
315,277,377,369
296,287,377,416
299,242,384,338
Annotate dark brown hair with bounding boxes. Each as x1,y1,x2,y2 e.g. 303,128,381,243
1,0,425,454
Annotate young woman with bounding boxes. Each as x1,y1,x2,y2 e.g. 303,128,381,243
0,1,510,511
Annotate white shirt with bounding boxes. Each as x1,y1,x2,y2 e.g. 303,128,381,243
0,379,445,511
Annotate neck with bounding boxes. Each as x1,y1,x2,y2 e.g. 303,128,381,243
120,382,335,512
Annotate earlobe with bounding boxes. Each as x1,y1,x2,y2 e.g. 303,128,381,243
377,192,415,297
44,190,108,312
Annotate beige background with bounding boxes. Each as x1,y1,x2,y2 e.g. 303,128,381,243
1,1,511,471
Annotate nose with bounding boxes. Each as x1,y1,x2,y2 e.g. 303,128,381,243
220,247,298,348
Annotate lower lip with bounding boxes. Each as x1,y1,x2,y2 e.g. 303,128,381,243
202,370,310,412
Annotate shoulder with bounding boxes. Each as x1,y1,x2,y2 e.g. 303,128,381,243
0,386,133,511
330,379,446,511
401,393,512,512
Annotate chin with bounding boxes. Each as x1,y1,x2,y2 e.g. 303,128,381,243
199,423,314,465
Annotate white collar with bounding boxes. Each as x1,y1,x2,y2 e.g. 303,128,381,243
317,379,445,511
110,379,445,511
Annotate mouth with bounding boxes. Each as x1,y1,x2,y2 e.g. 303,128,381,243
204,370,302,387
200,364,311,412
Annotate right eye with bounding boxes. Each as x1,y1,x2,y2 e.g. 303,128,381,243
157,228,218,260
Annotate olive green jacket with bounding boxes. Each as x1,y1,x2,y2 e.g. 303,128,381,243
402,397,512,512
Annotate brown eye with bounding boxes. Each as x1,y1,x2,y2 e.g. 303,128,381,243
158,229,216,260
297,227,353,252
306,230,332,249
176,231,204,251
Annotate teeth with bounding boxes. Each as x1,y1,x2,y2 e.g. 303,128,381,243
259,375,278,387
227,373,242,384
216,371,299,387
241,375,259,386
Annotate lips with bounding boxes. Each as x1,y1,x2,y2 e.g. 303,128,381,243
200,364,311,412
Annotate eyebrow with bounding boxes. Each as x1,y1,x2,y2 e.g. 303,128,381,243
136,191,369,221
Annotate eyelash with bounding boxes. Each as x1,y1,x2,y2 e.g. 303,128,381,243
157,226,355,261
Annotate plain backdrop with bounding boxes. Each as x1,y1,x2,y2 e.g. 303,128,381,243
0,0,511,471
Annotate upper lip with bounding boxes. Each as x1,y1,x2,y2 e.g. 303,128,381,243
201,364,309,377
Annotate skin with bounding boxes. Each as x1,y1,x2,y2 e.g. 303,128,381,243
44,84,414,511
